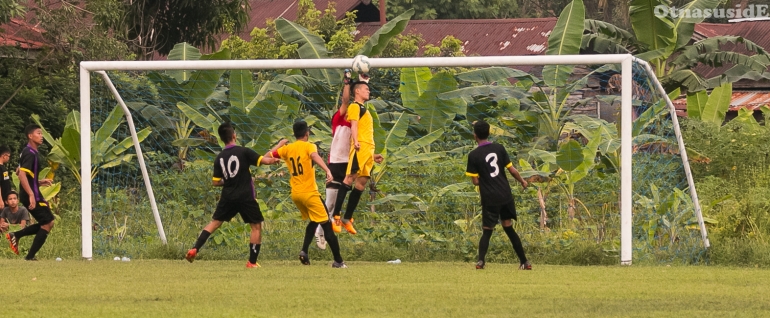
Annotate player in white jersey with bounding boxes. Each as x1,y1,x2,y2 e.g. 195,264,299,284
315,71,355,248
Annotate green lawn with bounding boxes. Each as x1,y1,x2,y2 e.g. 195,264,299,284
1,259,769,317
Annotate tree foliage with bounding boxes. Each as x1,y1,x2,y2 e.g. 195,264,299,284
0,0,24,24
92,0,250,59
0,1,132,158
221,2,462,60
386,0,519,19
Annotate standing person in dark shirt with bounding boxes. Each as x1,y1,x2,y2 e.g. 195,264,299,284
5,125,54,260
185,123,283,268
465,120,531,270
0,145,12,209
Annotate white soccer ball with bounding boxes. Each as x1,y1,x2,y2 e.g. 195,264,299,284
114,256,121,261
56,257,62,262
352,55,370,74
121,257,131,262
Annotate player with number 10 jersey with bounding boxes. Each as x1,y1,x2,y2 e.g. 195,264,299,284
186,123,282,268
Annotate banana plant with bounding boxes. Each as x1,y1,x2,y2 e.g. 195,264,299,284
582,0,770,92
275,18,342,87
518,155,556,230
732,105,770,130
399,68,464,135
369,111,446,200
11,166,61,210
555,127,602,220
275,8,414,88
31,109,151,183
138,44,231,163
685,82,732,126
635,184,717,246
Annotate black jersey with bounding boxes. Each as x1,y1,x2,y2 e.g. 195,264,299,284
18,145,46,205
213,145,263,202
465,142,514,206
0,163,11,202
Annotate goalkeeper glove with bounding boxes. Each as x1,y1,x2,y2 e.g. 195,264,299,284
358,73,370,83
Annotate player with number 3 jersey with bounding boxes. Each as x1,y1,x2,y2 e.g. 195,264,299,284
465,120,532,270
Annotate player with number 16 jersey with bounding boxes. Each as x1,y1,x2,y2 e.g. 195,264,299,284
271,121,347,268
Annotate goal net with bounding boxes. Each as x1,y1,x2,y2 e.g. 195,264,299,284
79,54,709,264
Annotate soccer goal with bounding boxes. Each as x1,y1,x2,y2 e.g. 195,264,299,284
79,54,709,264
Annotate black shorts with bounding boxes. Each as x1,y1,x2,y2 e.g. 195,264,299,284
482,200,517,228
328,162,348,185
21,199,55,225
212,200,264,224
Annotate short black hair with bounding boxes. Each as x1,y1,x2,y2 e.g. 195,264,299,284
218,122,236,144
0,145,9,156
351,81,369,93
6,190,17,199
473,120,490,140
293,121,309,138
24,124,41,138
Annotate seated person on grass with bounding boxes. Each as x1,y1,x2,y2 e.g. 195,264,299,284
0,191,30,233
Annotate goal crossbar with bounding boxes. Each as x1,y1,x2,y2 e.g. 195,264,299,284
79,54,709,263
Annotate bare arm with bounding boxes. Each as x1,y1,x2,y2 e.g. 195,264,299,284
471,176,480,186
508,166,528,189
339,77,351,117
212,179,224,187
310,152,334,184
268,139,289,156
0,188,4,209
261,139,289,165
20,219,27,227
18,169,35,210
350,120,360,150
0,218,8,232
260,156,280,165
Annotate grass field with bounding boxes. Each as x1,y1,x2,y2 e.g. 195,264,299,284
1,259,769,317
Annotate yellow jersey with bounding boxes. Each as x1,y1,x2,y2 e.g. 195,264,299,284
276,140,320,194
346,102,374,146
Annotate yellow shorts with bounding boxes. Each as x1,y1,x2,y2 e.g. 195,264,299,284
346,143,374,177
291,192,330,223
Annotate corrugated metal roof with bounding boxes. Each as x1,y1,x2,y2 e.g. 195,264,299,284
356,18,557,57
692,21,770,79
672,91,770,112
0,18,47,49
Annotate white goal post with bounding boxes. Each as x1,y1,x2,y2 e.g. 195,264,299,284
78,54,710,263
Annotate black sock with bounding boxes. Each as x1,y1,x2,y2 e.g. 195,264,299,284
26,228,49,260
343,188,363,220
478,229,493,262
332,184,351,217
302,222,319,253
14,223,41,239
193,230,211,251
321,222,343,263
503,226,528,264
249,243,261,264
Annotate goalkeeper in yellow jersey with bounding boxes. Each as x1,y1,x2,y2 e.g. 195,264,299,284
268,121,347,268
329,78,384,234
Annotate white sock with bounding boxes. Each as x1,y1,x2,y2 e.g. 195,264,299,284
325,188,338,220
